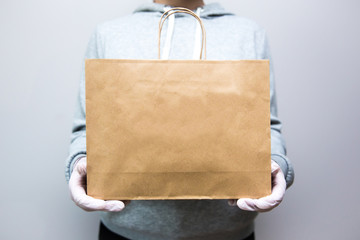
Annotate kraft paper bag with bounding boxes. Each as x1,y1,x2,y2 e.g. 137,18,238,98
85,8,271,200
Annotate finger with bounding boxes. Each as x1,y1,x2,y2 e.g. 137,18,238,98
237,198,259,211
77,195,125,212
70,178,125,212
237,198,275,212
228,199,237,206
69,166,125,212
262,162,286,206
237,165,286,212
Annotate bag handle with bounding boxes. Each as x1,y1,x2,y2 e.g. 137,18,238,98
158,7,207,60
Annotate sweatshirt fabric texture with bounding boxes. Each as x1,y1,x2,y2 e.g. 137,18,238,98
65,2,294,240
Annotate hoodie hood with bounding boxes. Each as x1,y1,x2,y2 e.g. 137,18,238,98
133,2,234,59
133,2,234,18
133,2,234,60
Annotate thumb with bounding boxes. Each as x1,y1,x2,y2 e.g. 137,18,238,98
74,157,87,176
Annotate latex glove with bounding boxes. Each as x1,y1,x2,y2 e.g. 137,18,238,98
69,157,129,212
228,160,286,212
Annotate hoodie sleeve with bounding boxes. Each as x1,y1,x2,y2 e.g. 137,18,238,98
64,26,103,183
255,28,294,188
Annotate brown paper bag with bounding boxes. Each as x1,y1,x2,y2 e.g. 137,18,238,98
85,8,271,200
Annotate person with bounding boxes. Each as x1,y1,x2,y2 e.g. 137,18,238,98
65,0,295,239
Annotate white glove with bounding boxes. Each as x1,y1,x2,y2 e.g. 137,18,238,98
69,157,129,212
228,160,286,212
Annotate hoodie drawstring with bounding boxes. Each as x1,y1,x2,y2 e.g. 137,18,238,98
161,6,203,60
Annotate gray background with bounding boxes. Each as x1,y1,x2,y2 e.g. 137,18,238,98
0,0,359,239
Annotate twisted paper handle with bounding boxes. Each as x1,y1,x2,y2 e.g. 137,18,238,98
158,7,207,60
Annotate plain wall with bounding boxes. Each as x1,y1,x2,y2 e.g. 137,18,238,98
0,0,359,239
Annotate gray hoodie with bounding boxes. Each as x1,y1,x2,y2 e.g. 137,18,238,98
65,2,294,239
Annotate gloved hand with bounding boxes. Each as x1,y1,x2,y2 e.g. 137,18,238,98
69,157,129,212
228,160,286,212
